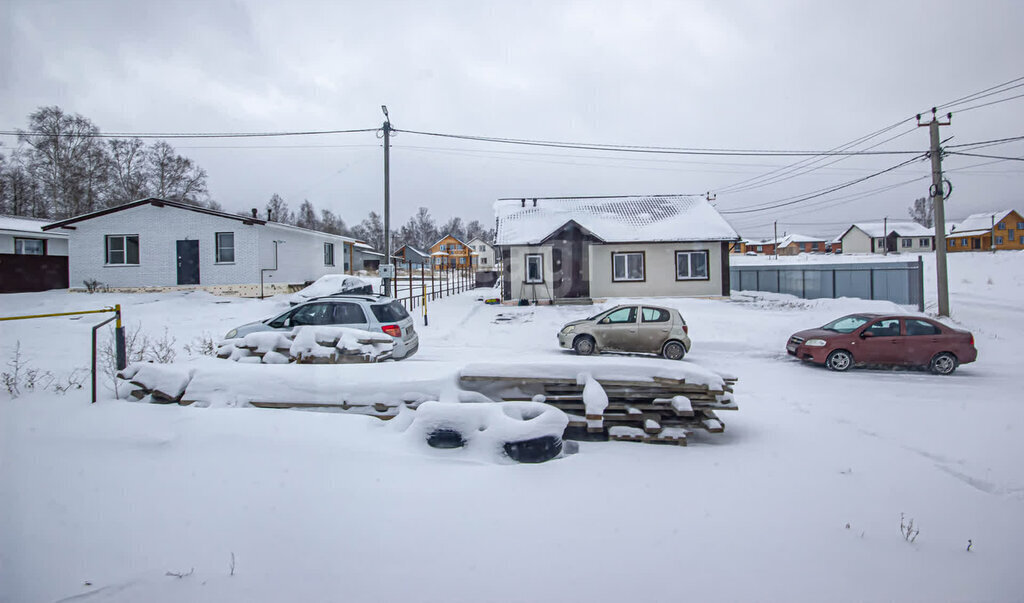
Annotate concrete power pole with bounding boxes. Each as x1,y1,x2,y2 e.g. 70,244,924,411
773,221,778,260
883,216,888,255
917,108,952,316
381,105,392,297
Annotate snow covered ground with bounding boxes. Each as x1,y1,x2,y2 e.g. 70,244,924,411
2,251,1023,602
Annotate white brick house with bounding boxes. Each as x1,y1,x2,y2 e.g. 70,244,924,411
43,198,371,296
838,222,934,255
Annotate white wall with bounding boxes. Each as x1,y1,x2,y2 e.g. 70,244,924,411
0,232,68,255
506,244,554,299
841,227,873,254
64,204,261,288
588,242,723,298
257,223,353,288
468,239,496,269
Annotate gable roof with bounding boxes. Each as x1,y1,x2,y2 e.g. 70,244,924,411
466,237,494,248
428,234,470,249
42,197,266,231
494,195,739,245
0,215,69,238
949,209,1019,236
41,197,362,244
841,221,934,240
394,245,429,261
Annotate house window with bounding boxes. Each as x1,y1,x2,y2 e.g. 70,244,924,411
324,242,334,266
459,257,465,264
525,254,543,283
919,238,930,247
675,250,709,280
997,222,1005,229
902,239,912,248
612,252,645,282
950,240,956,247
481,258,488,265
756,246,763,252
961,237,968,245
215,232,234,263
995,236,1004,245
105,235,139,265
1009,230,1016,241
14,238,45,255
1017,222,1023,230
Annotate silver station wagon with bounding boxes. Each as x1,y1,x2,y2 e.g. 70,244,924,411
225,295,419,360
557,304,691,360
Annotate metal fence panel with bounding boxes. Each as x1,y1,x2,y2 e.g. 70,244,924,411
731,258,923,310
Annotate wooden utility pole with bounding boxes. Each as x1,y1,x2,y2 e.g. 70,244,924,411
917,108,952,316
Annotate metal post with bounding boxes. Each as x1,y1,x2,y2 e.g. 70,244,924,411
381,106,392,298
883,216,888,255
919,108,952,316
916,255,925,312
991,214,996,253
114,304,126,370
773,221,778,260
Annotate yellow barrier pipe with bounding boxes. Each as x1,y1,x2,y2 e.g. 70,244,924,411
0,307,116,321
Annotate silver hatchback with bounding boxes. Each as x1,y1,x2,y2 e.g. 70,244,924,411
557,304,691,360
225,295,419,360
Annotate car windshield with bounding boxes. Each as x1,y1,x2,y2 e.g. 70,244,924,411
821,315,871,333
371,300,410,322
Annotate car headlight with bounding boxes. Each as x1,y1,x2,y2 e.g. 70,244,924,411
225,329,238,340
804,338,827,347
561,325,575,334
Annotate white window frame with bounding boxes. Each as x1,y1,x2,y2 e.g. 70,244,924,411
675,250,710,281
14,237,46,255
612,251,645,282
524,254,543,283
901,238,912,248
215,232,235,264
105,234,139,266
324,242,335,266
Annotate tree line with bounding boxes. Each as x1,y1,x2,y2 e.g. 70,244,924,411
1,105,494,251
0,106,213,218
260,194,494,251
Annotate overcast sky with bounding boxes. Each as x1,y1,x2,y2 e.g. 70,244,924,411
2,0,1023,238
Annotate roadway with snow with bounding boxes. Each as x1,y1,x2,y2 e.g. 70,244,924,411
1,251,1022,602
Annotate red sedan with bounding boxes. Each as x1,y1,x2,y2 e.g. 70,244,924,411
787,314,977,375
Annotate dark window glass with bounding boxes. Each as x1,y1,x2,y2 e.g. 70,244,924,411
603,307,636,324
905,319,941,336
866,319,901,337
216,232,234,263
15,238,45,255
332,302,366,324
642,307,670,322
371,301,410,322
291,303,334,326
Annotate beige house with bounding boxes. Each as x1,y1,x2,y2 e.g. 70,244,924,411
494,195,739,303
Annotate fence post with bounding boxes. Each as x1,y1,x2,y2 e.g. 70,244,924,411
917,255,925,312
114,304,126,371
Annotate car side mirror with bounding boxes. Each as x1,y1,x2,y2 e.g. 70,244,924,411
860,331,874,338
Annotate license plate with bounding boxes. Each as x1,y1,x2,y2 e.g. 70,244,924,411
786,343,798,352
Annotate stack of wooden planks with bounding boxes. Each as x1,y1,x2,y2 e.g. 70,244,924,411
459,373,738,446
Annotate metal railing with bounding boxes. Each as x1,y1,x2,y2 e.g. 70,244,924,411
384,264,478,324
730,257,925,311
0,305,126,402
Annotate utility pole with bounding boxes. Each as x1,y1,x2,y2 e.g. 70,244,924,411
917,108,952,316
991,214,996,253
381,105,392,297
773,221,778,260
883,216,888,256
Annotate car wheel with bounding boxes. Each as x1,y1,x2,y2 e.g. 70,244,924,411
929,352,958,375
573,335,596,356
662,341,686,360
826,350,853,372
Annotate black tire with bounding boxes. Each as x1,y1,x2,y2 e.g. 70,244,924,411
503,436,563,463
573,335,596,356
929,352,958,375
826,349,853,372
426,428,466,449
662,340,686,360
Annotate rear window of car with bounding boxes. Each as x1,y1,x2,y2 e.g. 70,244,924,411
371,301,410,322
642,307,670,322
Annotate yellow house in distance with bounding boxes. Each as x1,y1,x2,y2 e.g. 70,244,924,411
429,234,472,270
947,209,1024,252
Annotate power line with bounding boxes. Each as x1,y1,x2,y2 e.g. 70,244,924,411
953,91,1024,114
720,155,927,215
947,151,1024,162
393,128,922,157
0,127,379,139
936,75,1024,110
946,134,1024,150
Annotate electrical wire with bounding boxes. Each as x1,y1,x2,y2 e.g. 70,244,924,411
947,151,1024,162
936,75,1024,110
0,127,380,139
951,91,1024,114
720,155,927,215
946,135,1024,150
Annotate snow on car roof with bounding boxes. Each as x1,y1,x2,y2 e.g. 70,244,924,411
494,195,739,245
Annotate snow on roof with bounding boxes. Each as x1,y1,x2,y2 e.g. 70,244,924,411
430,250,449,256
0,215,68,237
848,221,934,238
494,195,739,245
949,209,1018,236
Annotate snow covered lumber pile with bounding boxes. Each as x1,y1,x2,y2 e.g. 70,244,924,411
216,326,394,364
117,363,194,404
458,360,738,446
